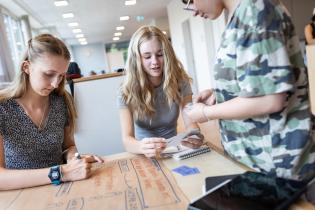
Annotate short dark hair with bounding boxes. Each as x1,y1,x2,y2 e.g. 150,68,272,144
182,0,193,4
312,14,315,22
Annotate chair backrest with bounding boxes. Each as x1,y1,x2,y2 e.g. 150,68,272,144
306,45,315,115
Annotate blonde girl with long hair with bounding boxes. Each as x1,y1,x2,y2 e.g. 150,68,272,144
0,34,103,190
118,26,203,158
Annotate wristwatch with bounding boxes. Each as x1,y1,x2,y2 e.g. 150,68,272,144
48,165,62,185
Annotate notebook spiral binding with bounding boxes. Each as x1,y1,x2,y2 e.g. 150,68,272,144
173,145,211,160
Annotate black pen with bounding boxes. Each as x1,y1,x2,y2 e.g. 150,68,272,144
75,152,81,159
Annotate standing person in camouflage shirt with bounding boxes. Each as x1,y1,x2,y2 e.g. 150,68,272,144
184,0,315,181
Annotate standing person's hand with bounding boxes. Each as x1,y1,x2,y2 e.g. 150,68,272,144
186,103,209,123
193,89,216,106
139,138,167,158
61,155,104,182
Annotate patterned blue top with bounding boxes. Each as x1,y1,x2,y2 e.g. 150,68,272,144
0,93,68,169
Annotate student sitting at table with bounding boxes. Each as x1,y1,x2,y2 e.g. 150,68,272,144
118,26,203,158
0,34,103,190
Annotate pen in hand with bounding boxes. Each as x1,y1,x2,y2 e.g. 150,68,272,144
75,152,81,159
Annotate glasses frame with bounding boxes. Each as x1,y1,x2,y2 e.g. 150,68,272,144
183,0,195,12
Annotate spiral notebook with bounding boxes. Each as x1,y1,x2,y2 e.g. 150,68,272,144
172,145,211,160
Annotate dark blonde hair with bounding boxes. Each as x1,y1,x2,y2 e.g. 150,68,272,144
0,34,77,134
121,26,191,120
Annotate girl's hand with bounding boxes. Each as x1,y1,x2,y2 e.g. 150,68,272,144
193,89,216,106
61,155,104,182
140,138,167,158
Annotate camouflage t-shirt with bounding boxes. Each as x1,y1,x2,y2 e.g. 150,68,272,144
214,0,315,180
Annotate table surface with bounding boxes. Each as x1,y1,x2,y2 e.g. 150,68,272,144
0,150,314,210
106,150,315,210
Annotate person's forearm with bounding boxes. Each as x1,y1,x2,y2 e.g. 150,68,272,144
0,168,51,190
186,122,199,130
307,38,315,45
204,94,285,120
123,136,142,154
181,96,201,131
305,27,315,45
182,108,200,130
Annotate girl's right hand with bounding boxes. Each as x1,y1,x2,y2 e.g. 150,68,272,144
60,155,103,182
140,138,167,158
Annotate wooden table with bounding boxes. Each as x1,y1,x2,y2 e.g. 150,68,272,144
0,150,314,210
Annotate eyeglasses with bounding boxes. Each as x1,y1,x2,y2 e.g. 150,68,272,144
183,0,195,12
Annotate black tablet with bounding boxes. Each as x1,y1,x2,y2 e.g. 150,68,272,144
189,171,308,210
205,174,240,191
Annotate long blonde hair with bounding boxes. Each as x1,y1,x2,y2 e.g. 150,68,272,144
0,34,77,134
121,26,191,120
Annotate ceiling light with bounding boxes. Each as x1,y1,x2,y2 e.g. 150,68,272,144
54,1,68,7
113,37,120,41
120,16,130,21
62,13,74,18
114,32,122,36
125,0,136,6
72,29,82,33
78,38,86,42
116,26,125,31
40,29,50,33
68,22,79,27
75,34,84,38
80,41,88,45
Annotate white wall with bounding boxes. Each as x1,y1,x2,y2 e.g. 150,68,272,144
150,16,170,35
167,0,226,91
188,17,212,91
167,1,191,75
107,51,125,72
74,75,125,156
71,43,109,76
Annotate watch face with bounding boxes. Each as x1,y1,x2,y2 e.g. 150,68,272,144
52,171,59,179
49,166,61,185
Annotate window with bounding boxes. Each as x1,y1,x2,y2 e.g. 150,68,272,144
3,13,26,72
